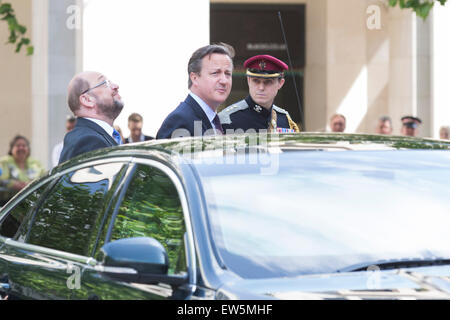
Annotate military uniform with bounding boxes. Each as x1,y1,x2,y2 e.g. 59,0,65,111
219,95,299,133
219,54,300,133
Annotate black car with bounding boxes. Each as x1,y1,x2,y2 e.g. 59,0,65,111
1,133,450,300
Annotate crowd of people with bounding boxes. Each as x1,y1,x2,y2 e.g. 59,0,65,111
328,113,449,139
1,42,449,205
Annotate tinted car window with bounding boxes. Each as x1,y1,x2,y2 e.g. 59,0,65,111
110,164,186,275
22,163,125,256
0,182,50,239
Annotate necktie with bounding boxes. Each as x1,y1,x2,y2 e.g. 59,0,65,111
112,129,122,145
213,115,224,135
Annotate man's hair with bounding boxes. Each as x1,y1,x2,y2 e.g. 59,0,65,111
379,115,392,124
67,77,90,113
187,43,235,89
330,113,346,122
128,113,143,123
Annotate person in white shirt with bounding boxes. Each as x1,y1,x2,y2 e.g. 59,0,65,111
51,115,77,167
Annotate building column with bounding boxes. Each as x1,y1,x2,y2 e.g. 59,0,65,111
304,0,327,131
431,5,450,138
387,7,417,135
31,0,49,168
31,0,80,169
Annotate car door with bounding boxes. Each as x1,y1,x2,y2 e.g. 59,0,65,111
75,159,197,300
0,160,128,299
0,179,53,299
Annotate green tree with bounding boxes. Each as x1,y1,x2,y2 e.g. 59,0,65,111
0,1,33,55
388,0,447,19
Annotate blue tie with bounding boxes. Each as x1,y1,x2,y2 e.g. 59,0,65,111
112,129,122,145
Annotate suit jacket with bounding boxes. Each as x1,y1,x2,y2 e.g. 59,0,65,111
59,117,118,164
124,135,154,144
156,95,214,139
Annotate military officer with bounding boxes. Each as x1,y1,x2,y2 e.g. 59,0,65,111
219,54,300,133
401,115,422,137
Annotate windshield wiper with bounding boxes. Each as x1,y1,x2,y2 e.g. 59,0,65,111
336,258,450,273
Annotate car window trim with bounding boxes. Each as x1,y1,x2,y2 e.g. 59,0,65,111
104,158,197,289
26,158,133,255
88,162,133,257
0,157,133,224
183,162,228,271
104,164,137,243
0,175,61,241
0,178,53,224
7,157,132,251
3,238,97,266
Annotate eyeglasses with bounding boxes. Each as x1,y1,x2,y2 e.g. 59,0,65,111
81,79,112,95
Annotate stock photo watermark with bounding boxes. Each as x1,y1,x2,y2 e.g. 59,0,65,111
168,122,281,176
67,263,81,290
366,265,382,290
66,4,81,30
367,4,382,30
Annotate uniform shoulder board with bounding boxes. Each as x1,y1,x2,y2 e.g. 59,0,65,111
273,105,290,117
218,100,250,124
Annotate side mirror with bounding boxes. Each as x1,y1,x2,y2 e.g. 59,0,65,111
100,237,189,287
101,237,169,274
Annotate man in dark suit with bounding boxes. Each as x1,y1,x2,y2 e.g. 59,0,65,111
156,43,234,139
124,113,154,143
59,71,124,164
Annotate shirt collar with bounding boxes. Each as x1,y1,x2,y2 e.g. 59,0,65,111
129,134,144,143
84,117,115,137
189,91,217,123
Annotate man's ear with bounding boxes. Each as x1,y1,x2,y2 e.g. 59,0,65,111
278,78,286,90
79,93,95,109
190,72,199,87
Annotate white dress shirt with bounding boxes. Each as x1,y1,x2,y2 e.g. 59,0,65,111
84,117,115,137
189,92,221,133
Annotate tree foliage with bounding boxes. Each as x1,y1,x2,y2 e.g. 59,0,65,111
388,0,447,19
0,1,33,55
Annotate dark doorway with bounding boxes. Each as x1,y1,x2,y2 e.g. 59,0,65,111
210,3,305,128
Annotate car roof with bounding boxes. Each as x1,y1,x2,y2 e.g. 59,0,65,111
55,132,450,171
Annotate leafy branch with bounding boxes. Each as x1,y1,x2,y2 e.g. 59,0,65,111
0,1,33,55
388,0,447,19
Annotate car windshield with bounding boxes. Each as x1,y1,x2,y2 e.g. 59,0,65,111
193,149,450,279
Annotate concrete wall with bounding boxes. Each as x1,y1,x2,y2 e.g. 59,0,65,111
0,0,32,159
431,4,450,138
305,0,430,136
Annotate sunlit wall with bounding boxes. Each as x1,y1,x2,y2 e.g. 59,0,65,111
82,0,210,137
431,5,450,138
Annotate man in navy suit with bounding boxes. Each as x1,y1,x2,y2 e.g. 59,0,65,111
156,43,234,139
59,71,124,164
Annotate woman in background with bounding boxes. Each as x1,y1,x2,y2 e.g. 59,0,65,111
0,135,45,205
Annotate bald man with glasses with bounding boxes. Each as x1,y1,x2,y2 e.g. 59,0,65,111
59,71,124,164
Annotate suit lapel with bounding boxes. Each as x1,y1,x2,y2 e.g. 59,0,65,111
185,95,213,132
76,118,117,146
